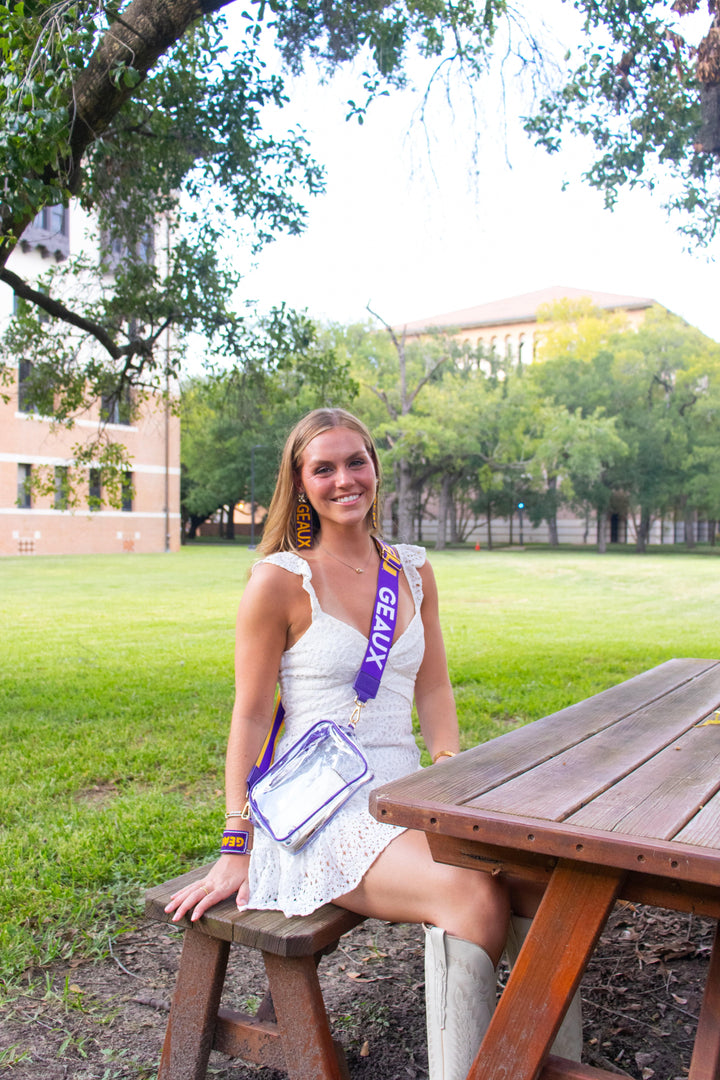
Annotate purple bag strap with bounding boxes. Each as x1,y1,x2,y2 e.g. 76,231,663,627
353,540,402,703
247,541,402,788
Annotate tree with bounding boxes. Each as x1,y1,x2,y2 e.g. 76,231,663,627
180,309,357,536
350,311,482,542
531,302,720,551
525,0,720,245
1,0,510,418
524,402,627,550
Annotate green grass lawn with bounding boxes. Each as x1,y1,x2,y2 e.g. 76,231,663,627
2,544,719,987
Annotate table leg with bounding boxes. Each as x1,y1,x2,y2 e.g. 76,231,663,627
688,919,720,1080
467,861,625,1080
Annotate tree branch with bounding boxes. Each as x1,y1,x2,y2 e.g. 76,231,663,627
1,0,239,263
67,0,238,190
405,356,449,411
0,266,170,369
0,267,123,359
363,381,397,420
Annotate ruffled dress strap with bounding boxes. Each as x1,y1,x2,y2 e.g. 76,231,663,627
251,551,319,615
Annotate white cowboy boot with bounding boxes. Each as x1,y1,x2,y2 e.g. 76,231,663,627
504,915,583,1062
424,923,497,1080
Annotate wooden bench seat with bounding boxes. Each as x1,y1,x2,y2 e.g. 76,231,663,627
145,865,366,1080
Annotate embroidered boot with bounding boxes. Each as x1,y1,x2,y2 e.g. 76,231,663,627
424,923,497,1080
504,915,583,1062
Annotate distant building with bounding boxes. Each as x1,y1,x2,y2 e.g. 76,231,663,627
401,285,656,364
398,286,703,548
0,204,180,557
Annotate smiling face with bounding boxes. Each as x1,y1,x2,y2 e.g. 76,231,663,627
297,426,377,532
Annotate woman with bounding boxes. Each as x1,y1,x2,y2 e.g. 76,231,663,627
166,407,510,1079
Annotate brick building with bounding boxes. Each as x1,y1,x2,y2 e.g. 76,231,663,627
0,205,180,557
401,285,654,361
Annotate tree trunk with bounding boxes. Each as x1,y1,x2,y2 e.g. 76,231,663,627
436,475,452,550
547,516,559,546
684,507,696,549
395,459,414,543
596,512,607,554
546,476,559,547
486,498,493,551
635,508,651,553
449,494,459,544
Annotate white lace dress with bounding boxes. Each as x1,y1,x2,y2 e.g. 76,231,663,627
247,543,427,916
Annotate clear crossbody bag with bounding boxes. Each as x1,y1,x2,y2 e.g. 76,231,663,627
247,542,402,854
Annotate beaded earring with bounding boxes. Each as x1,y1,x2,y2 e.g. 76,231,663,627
295,492,313,549
371,489,379,532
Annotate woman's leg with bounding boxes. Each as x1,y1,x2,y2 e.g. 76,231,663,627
335,829,508,1080
334,827,508,961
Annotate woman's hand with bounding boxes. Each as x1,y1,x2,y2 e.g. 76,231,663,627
164,854,251,923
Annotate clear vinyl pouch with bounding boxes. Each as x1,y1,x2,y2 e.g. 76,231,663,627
248,720,373,853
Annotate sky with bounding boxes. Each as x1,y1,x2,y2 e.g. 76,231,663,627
225,5,719,343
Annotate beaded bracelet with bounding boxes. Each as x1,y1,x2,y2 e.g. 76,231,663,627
221,828,253,854
432,749,456,764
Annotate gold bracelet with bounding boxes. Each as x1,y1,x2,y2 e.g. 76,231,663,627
226,801,252,820
432,750,457,764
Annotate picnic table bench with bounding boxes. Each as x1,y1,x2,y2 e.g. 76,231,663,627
370,657,720,1080
145,866,365,1080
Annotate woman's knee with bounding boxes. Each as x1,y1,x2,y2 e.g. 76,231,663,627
428,864,509,960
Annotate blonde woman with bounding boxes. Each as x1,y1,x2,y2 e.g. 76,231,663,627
167,408,509,1078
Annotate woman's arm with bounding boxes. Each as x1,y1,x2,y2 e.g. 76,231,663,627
165,563,300,922
413,559,461,764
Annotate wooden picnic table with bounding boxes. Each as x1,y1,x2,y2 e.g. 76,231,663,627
369,657,720,1080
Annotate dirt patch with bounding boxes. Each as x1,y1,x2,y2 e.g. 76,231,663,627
1,902,713,1079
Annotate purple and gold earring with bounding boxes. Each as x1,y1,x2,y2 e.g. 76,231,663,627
296,492,313,548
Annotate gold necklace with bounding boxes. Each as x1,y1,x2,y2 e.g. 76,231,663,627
321,543,375,574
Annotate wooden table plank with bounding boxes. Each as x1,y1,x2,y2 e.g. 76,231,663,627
369,659,719,817
567,720,720,837
676,788,720,847
470,665,720,822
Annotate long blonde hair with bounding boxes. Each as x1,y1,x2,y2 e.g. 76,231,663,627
259,408,382,555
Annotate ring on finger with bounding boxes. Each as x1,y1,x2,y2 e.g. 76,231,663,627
200,885,210,897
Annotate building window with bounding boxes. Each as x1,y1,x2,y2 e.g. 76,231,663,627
46,205,69,237
121,472,134,512
89,468,102,511
54,466,69,510
17,464,32,508
101,226,154,271
101,384,132,425
32,205,69,237
20,204,70,260
17,360,37,414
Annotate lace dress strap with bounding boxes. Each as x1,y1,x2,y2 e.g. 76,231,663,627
395,543,426,613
